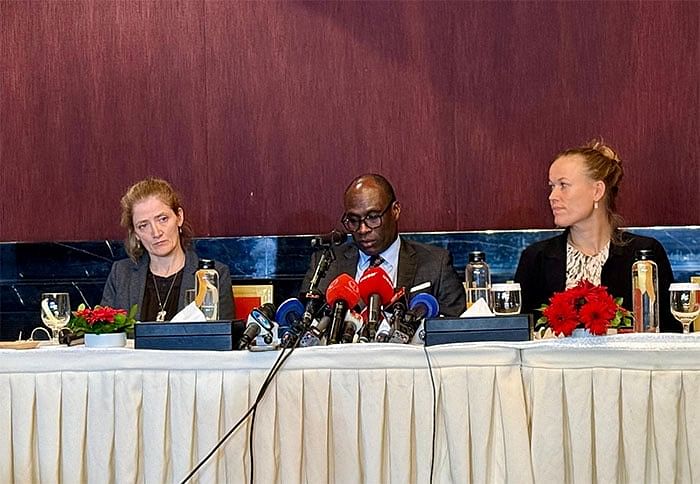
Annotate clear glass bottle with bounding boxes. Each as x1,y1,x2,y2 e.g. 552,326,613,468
632,249,659,332
195,259,219,320
465,251,492,310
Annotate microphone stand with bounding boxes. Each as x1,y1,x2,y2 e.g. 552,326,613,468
285,240,337,347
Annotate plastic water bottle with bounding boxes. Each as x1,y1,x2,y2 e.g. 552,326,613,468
465,251,492,310
195,259,219,320
632,249,659,332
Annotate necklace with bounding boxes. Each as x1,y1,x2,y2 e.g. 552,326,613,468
152,272,179,322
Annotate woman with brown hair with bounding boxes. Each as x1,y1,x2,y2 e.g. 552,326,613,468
101,178,234,321
514,140,678,331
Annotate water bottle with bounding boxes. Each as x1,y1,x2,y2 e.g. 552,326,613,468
632,249,659,332
465,251,492,310
195,259,219,320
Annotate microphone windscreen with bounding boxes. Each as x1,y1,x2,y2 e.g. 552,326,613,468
326,273,361,307
248,306,275,332
311,229,348,247
276,298,304,329
358,267,394,305
409,293,439,319
258,302,277,321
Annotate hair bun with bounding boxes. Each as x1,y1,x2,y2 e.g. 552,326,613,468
588,139,621,165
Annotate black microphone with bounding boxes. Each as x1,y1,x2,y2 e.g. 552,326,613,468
237,303,276,350
341,310,363,343
276,298,306,347
325,274,361,344
302,289,325,329
397,293,440,343
310,229,347,248
299,314,332,347
376,287,408,343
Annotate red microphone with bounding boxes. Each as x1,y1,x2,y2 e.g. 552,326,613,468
358,267,395,342
326,274,361,344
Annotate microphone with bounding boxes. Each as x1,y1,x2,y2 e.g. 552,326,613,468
376,287,408,343
310,229,347,248
407,293,439,321
275,298,305,346
325,273,361,344
340,309,363,343
358,267,394,342
302,289,325,329
299,313,332,347
237,303,277,350
399,293,439,344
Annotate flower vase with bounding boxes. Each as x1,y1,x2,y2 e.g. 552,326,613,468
84,332,127,348
571,328,593,338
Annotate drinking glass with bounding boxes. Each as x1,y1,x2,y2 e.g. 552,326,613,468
40,292,71,344
492,282,522,315
669,283,700,334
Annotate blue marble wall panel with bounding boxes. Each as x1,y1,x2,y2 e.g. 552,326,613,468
1,226,698,340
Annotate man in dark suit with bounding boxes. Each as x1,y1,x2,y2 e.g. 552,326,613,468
301,174,466,317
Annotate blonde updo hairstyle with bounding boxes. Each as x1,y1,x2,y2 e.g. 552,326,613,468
556,139,625,237
120,178,193,261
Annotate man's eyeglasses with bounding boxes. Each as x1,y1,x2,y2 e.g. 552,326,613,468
341,200,395,233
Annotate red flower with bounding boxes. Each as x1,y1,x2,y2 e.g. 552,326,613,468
543,297,579,336
68,304,136,335
578,300,612,335
73,306,127,326
537,279,631,337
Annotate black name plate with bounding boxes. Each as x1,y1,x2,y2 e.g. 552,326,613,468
424,314,532,346
134,320,245,351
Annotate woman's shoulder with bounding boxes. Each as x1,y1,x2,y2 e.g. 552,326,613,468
618,231,665,249
106,257,143,281
110,257,141,271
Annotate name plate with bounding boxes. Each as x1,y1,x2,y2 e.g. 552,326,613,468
424,315,532,346
134,320,245,351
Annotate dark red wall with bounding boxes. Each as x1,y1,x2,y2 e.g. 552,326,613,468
1,1,697,241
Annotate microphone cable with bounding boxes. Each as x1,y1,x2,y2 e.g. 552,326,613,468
422,344,438,484
246,336,301,484
180,340,299,483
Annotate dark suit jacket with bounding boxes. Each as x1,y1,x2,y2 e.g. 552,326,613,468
514,230,679,332
101,249,235,321
301,238,466,317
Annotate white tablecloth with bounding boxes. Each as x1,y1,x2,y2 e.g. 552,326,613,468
521,333,700,483
3,334,699,483
0,342,530,484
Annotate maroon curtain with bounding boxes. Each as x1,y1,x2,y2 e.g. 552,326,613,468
1,1,697,241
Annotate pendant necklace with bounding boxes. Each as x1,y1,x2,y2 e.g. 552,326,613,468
153,272,178,322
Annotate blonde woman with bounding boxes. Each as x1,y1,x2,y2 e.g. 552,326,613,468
101,178,234,321
515,141,678,331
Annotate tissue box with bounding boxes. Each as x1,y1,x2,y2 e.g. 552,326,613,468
424,315,531,346
134,320,245,351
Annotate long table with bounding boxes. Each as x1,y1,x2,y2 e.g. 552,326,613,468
2,334,699,483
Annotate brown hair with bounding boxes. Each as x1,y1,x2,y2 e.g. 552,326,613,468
556,139,625,238
120,178,193,261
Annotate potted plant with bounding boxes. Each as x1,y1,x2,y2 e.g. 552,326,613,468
68,304,137,347
536,280,633,337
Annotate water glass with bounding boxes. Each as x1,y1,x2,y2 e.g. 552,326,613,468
40,292,71,344
491,283,522,315
669,283,700,334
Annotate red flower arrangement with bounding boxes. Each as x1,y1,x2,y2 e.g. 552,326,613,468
68,304,137,335
536,280,632,336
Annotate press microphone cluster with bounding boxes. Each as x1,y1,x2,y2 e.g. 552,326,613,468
290,267,441,346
